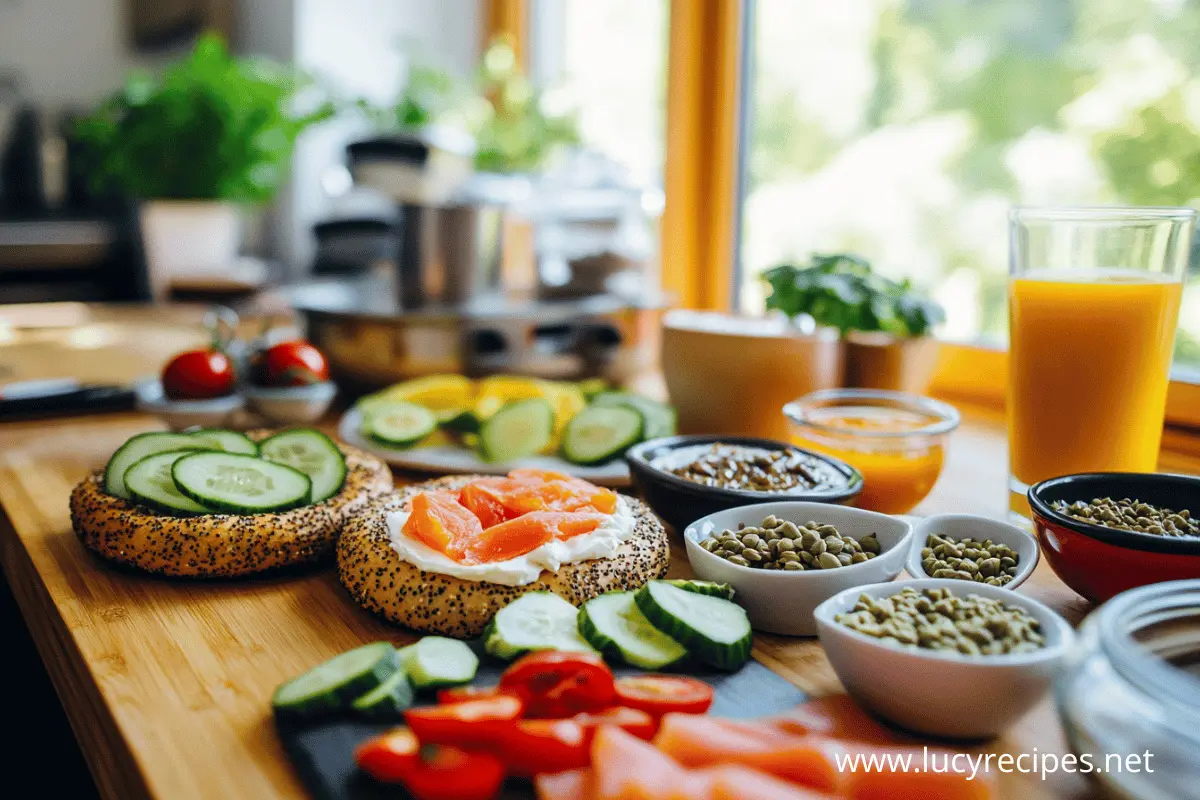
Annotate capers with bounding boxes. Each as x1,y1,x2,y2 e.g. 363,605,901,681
836,587,1045,655
702,515,880,571
1052,497,1200,538
920,533,1019,585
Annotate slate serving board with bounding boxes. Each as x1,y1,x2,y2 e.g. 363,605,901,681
277,652,806,800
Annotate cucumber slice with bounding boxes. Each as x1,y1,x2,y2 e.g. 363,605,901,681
404,637,479,689
103,432,216,499
171,452,311,513
258,428,347,503
484,592,596,660
478,398,555,463
188,429,258,455
578,591,687,670
440,409,481,435
591,392,677,440
663,579,736,601
351,668,414,718
634,581,752,671
363,400,438,447
124,451,213,515
273,642,400,717
561,405,643,465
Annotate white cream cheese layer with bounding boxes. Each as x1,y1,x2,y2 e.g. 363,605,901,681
385,495,636,586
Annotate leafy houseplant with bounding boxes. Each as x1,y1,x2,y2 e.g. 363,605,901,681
75,33,333,298
762,254,946,392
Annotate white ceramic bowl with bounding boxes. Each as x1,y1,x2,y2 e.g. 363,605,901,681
134,379,244,430
814,579,1075,739
683,501,913,636
244,381,337,425
908,514,1039,590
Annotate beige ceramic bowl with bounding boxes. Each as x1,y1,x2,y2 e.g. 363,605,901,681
662,311,842,440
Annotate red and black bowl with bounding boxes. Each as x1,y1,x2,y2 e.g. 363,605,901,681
1028,472,1200,604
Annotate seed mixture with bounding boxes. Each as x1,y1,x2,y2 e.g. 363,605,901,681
667,444,837,493
699,514,881,571
836,586,1045,656
1051,497,1200,538
919,533,1020,586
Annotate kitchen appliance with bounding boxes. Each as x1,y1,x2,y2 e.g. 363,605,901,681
297,131,665,387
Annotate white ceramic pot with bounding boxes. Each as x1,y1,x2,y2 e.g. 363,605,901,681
140,200,243,300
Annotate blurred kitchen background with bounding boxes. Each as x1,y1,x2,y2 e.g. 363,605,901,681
2,0,1200,380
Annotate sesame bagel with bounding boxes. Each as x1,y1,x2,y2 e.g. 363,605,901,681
70,434,392,578
337,475,670,638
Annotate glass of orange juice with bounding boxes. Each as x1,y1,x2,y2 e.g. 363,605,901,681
1008,207,1195,520
784,389,960,514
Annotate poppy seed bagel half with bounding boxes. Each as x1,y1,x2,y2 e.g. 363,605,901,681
70,433,392,578
337,475,670,638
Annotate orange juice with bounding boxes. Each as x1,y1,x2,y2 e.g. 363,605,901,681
792,407,947,514
1008,269,1182,509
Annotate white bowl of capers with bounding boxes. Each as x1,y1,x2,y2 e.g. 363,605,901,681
683,501,914,636
814,579,1075,739
907,514,1039,589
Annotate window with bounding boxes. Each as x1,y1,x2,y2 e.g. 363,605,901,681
531,0,669,186
737,0,1200,377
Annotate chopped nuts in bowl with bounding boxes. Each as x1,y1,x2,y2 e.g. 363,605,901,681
814,579,1075,739
683,501,912,636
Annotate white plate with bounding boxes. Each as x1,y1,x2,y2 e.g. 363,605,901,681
337,407,632,486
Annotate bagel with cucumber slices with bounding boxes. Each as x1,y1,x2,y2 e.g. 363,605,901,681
336,473,670,638
70,428,392,578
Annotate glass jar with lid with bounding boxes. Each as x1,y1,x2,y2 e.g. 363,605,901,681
1056,579,1200,800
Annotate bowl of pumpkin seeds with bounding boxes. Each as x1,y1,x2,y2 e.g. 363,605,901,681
1029,472,1200,603
814,579,1075,739
907,514,1039,589
683,501,913,636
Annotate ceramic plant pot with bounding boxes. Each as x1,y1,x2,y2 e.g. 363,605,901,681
843,332,940,394
661,311,844,440
140,200,243,300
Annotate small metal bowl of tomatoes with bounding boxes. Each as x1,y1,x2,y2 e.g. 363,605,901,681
1028,472,1200,603
244,339,336,425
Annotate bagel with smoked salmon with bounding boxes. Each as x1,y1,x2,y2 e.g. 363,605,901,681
337,475,670,638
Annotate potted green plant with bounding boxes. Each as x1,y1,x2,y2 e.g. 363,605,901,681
75,33,333,298
762,254,946,393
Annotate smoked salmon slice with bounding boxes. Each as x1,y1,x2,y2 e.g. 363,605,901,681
593,726,692,800
838,742,996,800
767,695,905,745
536,769,596,800
458,479,514,528
462,515,556,563
402,491,482,559
706,765,832,800
654,714,839,793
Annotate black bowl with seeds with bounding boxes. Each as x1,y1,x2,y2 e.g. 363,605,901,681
1029,472,1200,603
626,435,863,531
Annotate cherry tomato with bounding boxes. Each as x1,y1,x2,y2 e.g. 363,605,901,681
500,719,590,776
161,349,236,400
254,340,329,387
498,651,615,718
403,694,524,748
354,726,420,783
357,731,505,800
436,685,508,705
573,705,657,740
612,676,714,717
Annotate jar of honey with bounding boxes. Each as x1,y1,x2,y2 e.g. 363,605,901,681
784,389,960,515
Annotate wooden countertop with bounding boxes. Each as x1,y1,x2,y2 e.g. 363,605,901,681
1,310,1198,799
